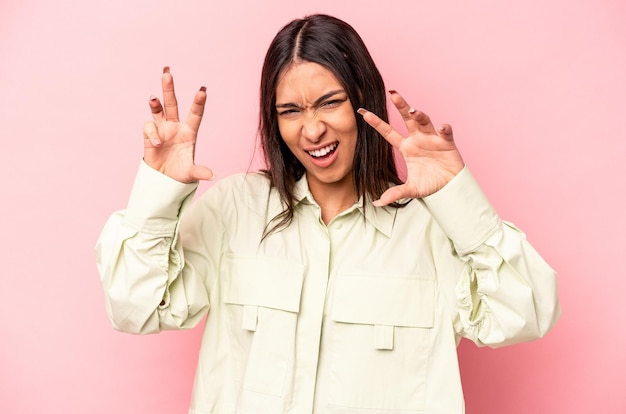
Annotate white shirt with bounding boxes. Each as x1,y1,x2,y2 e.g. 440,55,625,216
96,162,560,414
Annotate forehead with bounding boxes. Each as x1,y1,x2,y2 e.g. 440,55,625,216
275,61,344,101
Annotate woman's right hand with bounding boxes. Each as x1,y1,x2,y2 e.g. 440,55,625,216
143,67,214,183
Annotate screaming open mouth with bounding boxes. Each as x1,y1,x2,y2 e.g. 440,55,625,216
308,142,338,158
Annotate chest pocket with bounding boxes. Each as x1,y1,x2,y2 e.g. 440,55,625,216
328,273,435,413
222,254,304,398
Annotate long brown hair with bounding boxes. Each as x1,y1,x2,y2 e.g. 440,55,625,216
259,14,403,236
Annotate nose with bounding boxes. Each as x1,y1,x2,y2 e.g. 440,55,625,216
301,112,326,143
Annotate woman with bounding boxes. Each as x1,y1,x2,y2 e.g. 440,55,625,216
96,14,560,414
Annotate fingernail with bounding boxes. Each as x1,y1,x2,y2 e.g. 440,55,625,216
357,108,367,115
199,86,207,92
373,200,383,207
163,66,170,74
149,95,157,101
409,107,416,114
388,89,397,94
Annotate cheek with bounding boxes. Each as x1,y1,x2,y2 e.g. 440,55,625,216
333,108,358,133
277,122,303,157
277,121,297,145
339,116,359,156
336,116,359,144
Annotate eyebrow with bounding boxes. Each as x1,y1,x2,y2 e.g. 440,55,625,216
275,89,346,109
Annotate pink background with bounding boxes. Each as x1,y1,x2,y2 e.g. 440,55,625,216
1,0,625,412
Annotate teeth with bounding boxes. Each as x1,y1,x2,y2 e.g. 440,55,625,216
308,143,338,158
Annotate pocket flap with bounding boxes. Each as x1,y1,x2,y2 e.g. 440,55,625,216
332,274,434,328
223,254,305,313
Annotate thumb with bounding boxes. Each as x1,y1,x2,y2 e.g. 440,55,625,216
437,124,454,142
190,164,215,182
373,185,407,207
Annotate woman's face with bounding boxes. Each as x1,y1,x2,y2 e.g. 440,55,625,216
275,61,358,195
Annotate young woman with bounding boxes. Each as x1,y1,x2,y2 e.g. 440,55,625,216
96,14,560,414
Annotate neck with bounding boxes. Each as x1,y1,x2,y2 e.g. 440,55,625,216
307,176,358,225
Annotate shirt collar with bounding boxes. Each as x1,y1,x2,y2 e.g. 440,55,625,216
293,174,396,237
293,174,313,204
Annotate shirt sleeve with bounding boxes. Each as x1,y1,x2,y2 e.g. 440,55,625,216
95,161,213,334
422,167,561,347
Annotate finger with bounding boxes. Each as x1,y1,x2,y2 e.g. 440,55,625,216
356,108,405,148
185,86,207,133
149,95,165,124
190,164,214,181
161,66,179,122
408,108,436,133
389,90,436,134
437,123,455,142
373,185,408,207
143,121,161,147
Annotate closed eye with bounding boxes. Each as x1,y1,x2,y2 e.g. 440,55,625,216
276,92,348,117
320,99,345,109
278,107,302,117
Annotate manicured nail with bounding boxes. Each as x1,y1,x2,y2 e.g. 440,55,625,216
357,108,367,115
409,107,417,114
199,86,207,92
149,95,157,101
163,66,170,74
388,89,397,94
373,200,383,207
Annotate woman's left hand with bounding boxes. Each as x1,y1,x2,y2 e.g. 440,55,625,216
358,90,465,206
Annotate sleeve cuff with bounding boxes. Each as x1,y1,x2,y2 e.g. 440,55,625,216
422,167,501,254
124,160,199,233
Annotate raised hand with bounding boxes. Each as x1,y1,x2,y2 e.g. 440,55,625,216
142,67,214,183
358,91,465,206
